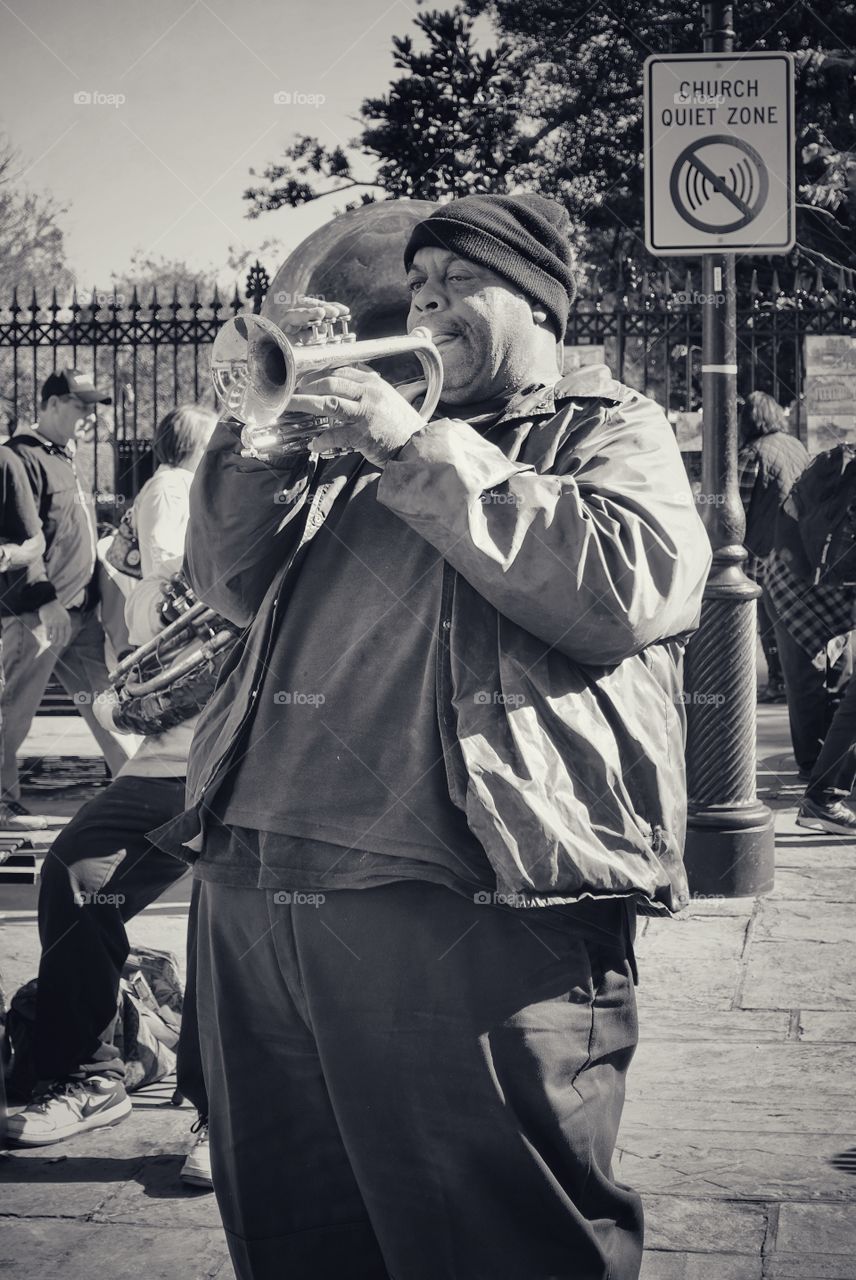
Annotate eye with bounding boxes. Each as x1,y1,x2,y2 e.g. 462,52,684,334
407,279,424,294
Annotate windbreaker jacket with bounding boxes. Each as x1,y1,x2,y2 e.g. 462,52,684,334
166,372,711,914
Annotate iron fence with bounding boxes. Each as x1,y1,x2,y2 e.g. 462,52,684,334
1,256,854,515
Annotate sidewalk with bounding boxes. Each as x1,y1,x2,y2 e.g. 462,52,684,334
0,707,853,1279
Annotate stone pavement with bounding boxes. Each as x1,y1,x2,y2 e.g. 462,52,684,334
1,707,854,1279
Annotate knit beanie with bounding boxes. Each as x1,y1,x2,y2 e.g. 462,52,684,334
403,194,577,339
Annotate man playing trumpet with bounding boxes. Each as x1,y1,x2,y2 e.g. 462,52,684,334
154,194,711,1280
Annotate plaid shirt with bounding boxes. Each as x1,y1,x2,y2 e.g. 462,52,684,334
737,450,765,582
765,548,854,661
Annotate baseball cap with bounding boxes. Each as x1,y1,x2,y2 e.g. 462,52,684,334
41,368,112,406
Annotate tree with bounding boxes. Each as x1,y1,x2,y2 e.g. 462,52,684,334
245,2,856,281
244,9,522,214
0,134,73,296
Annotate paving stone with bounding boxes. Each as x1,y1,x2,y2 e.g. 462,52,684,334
765,1256,856,1279
741,941,856,1010
634,916,749,1010
93,1153,223,1228
0,1220,231,1280
616,1128,856,1201
635,1009,789,1042
768,866,856,903
629,1042,854,1105
640,1250,762,1279
753,900,854,944
798,1013,856,1043
776,1202,856,1255
773,833,856,870
643,1194,767,1253
0,1097,199,1218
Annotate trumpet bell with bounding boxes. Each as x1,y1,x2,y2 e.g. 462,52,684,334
210,314,299,428
210,311,444,461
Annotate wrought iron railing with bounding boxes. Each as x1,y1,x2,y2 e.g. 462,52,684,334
1,256,854,512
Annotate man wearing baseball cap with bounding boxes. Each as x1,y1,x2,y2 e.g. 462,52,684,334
154,194,712,1279
1,369,136,813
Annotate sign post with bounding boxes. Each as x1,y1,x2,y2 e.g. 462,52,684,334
644,6,794,897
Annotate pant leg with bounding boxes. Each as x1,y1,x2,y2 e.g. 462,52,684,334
51,607,140,776
758,587,782,686
175,877,208,1116
0,613,62,799
293,884,642,1280
34,774,189,1084
194,879,389,1280
806,671,856,802
774,619,835,773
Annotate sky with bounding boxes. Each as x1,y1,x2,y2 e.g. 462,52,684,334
0,0,472,291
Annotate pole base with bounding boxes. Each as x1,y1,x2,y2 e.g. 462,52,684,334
684,803,776,897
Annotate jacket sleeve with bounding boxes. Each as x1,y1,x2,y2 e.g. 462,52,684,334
377,389,712,666
183,418,314,627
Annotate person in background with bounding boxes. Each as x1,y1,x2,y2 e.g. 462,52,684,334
766,455,855,827
737,390,809,702
0,370,138,815
0,446,48,829
6,404,216,1188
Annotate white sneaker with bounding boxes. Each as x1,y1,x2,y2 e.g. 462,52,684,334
180,1116,213,1188
5,1076,131,1146
0,799,48,831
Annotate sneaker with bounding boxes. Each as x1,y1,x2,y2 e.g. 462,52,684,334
5,1076,131,1147
0,799,48,830
180,1116,213,1188
758,682,786,704
796,797,856,836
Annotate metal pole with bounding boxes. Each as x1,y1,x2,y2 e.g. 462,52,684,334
682,0,775,895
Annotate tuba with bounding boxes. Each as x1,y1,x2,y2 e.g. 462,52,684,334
210,200,444,461
94,573,240,737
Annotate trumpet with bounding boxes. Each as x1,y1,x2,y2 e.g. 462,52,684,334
210,311,443,461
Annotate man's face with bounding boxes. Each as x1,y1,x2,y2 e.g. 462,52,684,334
42,394,96,445
405,247,547,405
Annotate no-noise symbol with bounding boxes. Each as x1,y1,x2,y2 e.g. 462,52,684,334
670,135,769,234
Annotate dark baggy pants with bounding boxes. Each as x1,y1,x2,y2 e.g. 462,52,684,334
758,587,783,686
774,621,850,774
195,877,643,1280
806,665,856,803
35,774,206,1113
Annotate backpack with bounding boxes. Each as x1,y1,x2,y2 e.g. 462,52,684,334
785,443,856,586
2,946,183,1100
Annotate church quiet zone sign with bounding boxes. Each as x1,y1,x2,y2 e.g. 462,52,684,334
644,52,795,256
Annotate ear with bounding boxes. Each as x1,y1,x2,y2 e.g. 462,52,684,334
531,307,548,325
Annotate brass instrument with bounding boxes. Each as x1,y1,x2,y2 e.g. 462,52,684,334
94,574,240,737
210,310,443,461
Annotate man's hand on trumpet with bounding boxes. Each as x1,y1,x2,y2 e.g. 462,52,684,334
289,366,425,467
